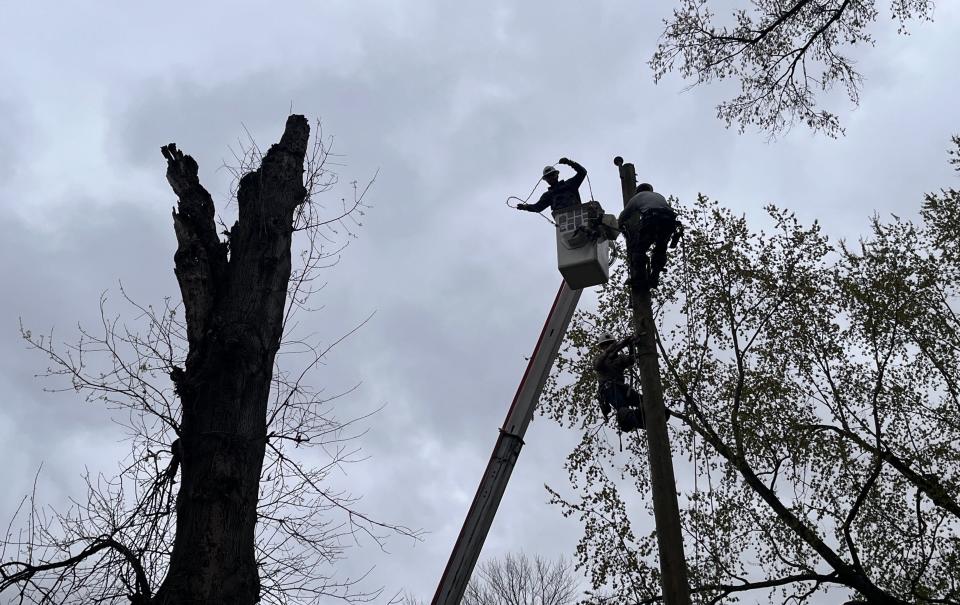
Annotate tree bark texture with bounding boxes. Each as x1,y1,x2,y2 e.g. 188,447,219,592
151,116,310,605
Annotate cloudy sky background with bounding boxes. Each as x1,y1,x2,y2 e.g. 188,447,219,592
1,1,959,602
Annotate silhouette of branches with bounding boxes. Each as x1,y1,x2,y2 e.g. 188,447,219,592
5,119,420,604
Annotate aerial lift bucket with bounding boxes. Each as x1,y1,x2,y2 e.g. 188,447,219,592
553,205,610,289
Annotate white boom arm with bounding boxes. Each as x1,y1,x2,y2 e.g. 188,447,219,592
432,281,582,605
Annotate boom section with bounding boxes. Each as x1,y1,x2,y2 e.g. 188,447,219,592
432,282,582,605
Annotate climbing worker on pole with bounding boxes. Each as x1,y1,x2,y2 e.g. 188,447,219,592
593,332,645,432
618,183,680,289
516,157,587,215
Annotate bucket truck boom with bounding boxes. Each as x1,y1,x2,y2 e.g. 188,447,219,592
431,281,582,605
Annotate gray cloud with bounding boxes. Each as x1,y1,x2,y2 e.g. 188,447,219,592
2,0,959,603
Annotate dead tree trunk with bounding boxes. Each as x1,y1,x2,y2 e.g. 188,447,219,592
151,116,310,605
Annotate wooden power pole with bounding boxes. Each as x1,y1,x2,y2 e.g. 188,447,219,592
614,156,691,605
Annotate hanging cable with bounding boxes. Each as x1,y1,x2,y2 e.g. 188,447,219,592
692,413,701,574
676,223,708,567
506,162,597,224
504,176,544,209
681,234,695,347
505,167,556,226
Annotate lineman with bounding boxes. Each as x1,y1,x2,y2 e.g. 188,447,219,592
618,183,680,288
516,157,587,214
593,332,645,432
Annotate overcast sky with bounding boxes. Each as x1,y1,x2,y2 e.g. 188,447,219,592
2,1,959,603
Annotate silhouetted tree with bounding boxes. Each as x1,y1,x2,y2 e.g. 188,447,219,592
464,553,579,605
542,139,960,604
651,0,937,136
2,116,419,604
402,553,579,605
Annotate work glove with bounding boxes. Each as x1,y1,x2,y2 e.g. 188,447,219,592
516,203,530,211
558,157,570,165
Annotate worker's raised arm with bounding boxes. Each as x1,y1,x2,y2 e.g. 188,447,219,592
559,157,586,187
618,335,639,364
559,157,586,175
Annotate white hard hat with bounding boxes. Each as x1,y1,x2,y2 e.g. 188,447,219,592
542,165,559,178
597,332,616,347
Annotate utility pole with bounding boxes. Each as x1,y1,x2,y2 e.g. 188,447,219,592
614,156,691,605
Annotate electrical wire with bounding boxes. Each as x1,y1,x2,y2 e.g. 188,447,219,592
692,408,701,574
679,231,710,568
505,162,598,225
504,176,544,209
504,165,564,226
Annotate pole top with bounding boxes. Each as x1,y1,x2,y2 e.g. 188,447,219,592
613,156,624,167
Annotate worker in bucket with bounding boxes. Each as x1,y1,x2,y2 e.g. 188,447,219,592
593,332,645,432
618,183,681,289
516,157,587,214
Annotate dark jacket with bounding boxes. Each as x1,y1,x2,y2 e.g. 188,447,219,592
619,190,674,226
526,160,587,213
593,346,635,386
